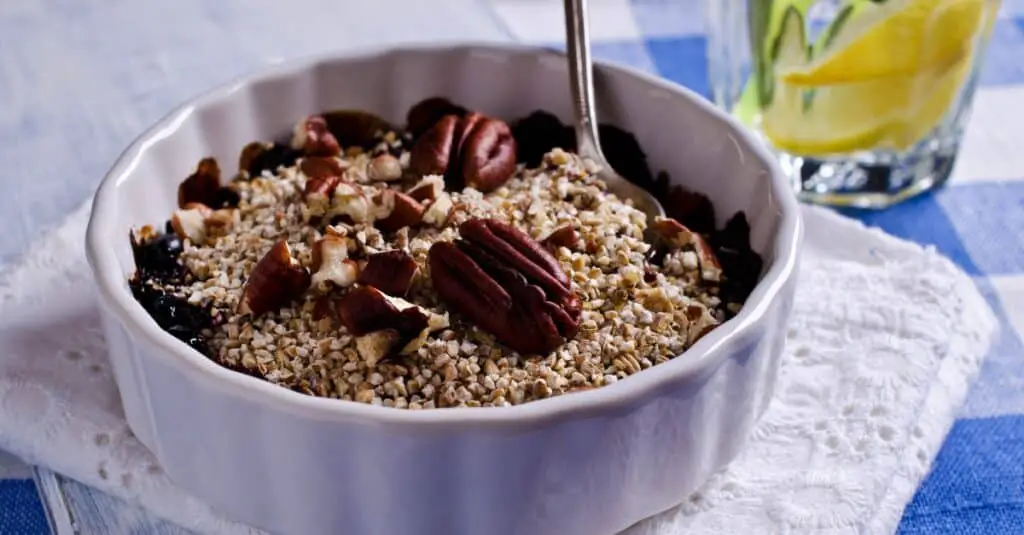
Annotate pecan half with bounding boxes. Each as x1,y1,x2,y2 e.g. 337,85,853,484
358,250,418,297
406,174,444,203
326,182,373,224
651,217,722,282
428,218,581,355
310,235,359,291
239,142,269,177
238,241,311,317
170,204,211,243
321,109,395,149
405,96,467,139
338,286,428,336
300,156,345,181
291,115,341,157
539,224,579,251
409,112,517,193
170,203,237,243
421,193,453,228
312,295,338,322
178,158,239,209
337,286,447,365
178,158,219,208
375,191,425,232
301,157,345,214
409,115,458,177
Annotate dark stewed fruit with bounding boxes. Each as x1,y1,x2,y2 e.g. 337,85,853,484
129,278,212,355
130,226,185,282
245,143,302,178
129,224,214,356
509,110,655,191
709,213,763,318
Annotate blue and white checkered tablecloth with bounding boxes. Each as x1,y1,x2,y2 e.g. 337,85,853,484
3,1,1023,533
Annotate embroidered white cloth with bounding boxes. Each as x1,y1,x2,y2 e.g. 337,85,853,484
0,201,997,535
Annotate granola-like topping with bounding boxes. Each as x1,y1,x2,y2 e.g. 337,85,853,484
131,104,754,409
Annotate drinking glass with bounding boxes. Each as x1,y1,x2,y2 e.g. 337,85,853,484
706,0,1001,207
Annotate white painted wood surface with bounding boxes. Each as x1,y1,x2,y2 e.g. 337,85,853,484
34,467,200,535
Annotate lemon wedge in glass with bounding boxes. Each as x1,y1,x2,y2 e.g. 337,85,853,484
748,0,998,155
780,0,989,86
764,58,975,154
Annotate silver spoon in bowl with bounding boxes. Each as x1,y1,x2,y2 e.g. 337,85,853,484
563,0,666,223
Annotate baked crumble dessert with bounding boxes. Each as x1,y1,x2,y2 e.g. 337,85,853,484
128,98,762,409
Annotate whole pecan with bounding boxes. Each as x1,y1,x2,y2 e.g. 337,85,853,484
405,96,467,139
429,218,580,355
320,109,395,149
409,112,517,193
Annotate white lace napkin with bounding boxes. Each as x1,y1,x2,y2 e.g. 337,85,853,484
0,201,996,535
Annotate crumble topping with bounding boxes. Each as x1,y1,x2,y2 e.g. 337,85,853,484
129,101,759,409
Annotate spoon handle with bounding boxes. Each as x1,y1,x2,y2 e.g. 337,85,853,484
563,0,604,162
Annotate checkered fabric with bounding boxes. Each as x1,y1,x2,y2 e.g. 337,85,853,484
489,1,1024,532
2,1,1022,533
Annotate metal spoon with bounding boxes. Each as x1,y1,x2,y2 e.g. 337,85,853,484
563,0,666,223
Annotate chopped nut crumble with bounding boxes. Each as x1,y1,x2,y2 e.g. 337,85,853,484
128,102,759,409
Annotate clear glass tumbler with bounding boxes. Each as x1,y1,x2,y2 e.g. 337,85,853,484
706,0,1001,208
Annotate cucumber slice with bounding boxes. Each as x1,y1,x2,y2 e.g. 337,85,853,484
805,2,855,110
771,6,810,70
739,0,883,118
819,4,855,51
770,6,811,114
748,3,809,110
748,0,776,108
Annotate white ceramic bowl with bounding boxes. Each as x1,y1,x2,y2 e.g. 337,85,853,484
86,44,802,535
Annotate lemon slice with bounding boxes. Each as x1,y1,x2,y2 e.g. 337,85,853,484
755,0,995,154
888,55,975,148
736,0,996,154
764,56,974,154
781,0,989,86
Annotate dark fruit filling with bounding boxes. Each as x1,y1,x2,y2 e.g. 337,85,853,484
245,143,302,179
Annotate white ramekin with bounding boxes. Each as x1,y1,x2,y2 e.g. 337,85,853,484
86,44,802,535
